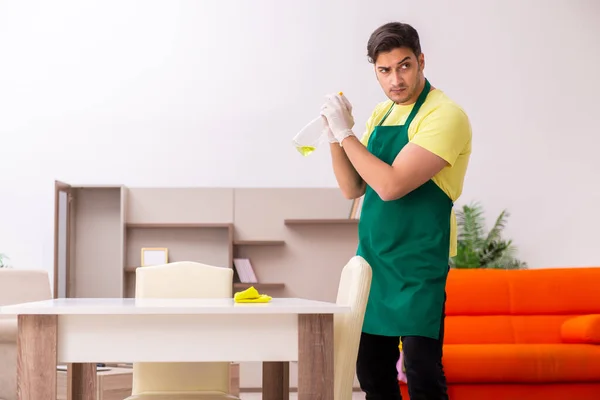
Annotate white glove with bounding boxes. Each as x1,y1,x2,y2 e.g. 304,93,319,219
325,123,337,144
319,116,337,143
320,93,355,145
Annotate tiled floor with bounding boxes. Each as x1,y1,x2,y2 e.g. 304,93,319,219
240,392,366,399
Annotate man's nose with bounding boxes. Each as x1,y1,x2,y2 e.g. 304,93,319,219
390,71,402,87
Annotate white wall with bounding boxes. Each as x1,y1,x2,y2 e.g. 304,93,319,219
1,0,599,285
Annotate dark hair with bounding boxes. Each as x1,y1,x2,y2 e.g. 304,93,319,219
367,22,421,64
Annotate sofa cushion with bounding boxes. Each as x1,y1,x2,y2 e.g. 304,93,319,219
561,315,600,344
444,315,571,344
443,344,600,383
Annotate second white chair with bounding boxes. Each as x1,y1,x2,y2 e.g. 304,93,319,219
124,261,239,400
332,255,372,400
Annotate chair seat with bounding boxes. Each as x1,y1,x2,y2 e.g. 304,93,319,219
125,392,240,400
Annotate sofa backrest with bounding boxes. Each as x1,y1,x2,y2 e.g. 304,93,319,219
0,269,52,308
443,267,600,344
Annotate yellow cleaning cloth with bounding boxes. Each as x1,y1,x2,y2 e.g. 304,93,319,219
234,286,272,303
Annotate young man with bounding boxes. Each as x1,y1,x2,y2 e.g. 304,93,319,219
321,22,472,399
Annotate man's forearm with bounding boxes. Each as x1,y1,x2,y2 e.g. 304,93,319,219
330,142,365,199
341,136,397,201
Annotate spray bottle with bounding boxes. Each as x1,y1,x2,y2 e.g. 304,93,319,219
292,92,344,156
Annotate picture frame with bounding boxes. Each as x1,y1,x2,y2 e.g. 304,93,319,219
140,247,169,266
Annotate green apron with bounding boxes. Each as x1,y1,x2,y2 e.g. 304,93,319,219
357,79,453,340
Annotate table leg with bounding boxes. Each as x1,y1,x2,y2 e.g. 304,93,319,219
229,362,240,397
297,314,334,400
67,363,97,400
262,361,289,400
17,315,57,400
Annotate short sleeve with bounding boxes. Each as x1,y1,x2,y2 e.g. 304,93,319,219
360,101,390,146
410,104,471,167
360,116,374,146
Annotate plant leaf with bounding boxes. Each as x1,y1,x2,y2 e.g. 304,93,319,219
486,209,509,244
452,202,526,270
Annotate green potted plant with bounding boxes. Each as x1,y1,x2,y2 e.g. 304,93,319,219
0,253,11,268
450,201,527,269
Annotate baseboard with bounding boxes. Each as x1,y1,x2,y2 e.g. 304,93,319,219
240,387,363,393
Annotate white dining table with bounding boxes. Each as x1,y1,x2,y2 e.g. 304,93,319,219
0,297,350,400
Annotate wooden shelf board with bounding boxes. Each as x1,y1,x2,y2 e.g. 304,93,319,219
124,266,138,273
233,282,285,290
126,222,233,229
284,218,358,225
71,184,123,189
233,240,285,246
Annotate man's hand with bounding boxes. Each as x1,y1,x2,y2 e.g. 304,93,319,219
321,93,355,144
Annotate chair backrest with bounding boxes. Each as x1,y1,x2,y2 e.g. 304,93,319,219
131,261,234,395
333,256,372,400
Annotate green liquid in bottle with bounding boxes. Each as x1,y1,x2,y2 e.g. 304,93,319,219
296,146,316,156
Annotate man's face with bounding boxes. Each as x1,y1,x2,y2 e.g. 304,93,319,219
374,47,425,105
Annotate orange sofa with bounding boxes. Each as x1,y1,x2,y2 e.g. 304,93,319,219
399,267,600,400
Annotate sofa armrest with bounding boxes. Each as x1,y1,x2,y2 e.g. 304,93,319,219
561,314,600,344
0,318,17,343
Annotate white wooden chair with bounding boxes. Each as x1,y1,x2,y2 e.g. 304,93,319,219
124,261,239,400
333,255,372,400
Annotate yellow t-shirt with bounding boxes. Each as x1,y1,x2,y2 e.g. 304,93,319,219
360,88,472,257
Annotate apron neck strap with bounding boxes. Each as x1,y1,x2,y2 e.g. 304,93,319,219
378,78,431,126
405,78,430,127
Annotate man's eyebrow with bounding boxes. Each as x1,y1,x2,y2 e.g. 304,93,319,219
377,56,412,69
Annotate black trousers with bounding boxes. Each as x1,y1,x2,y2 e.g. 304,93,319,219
356,295,449,400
